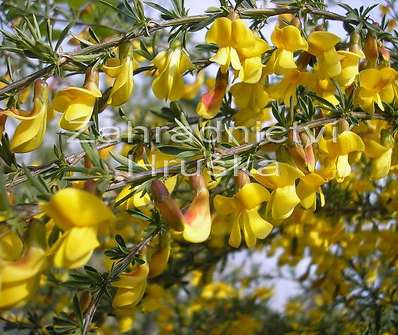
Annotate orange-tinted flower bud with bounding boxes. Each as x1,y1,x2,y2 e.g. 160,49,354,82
196,70,228,119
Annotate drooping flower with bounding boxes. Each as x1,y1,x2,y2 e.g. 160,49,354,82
335,50,364,88
237,36,270,83
0,223,47,310
357,67,397,113
308,31,342,78
319,124,365,182
363,129,394,179
252,162,304,220
1,80,49,153
52,68,102,131
0,246,47,310
103,42,134,106
42,188,115,268
112,262,149,312
214,182,272,249
206,16,256,73
267,25,308,74
268,69,311,106
296,173,326,211
151,43,193,101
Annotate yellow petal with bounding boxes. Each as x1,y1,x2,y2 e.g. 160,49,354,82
214,195,237,214
235,183,270,210
371,148,392,179
252,162,304,189
308,31,340,54
245,208,273,239
206,17,232,47
270,184,300,220
41,188,115,229
52,226,99,269
228,216,242,248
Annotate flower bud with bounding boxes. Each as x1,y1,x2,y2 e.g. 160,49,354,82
151,180,184,232
196,69,228,119
148,234,171,278
364,33,379,67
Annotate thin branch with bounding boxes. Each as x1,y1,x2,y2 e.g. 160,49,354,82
0,6,360,97
81,229,159,335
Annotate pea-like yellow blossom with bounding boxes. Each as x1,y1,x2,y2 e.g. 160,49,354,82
103,42,134,106
214,182,273,248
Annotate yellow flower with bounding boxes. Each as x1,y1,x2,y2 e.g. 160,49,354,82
357,67,397,113
214,183,272,248
308,31,342,78
51,226,99,269
1,80,49,153
52,68,102,131
319,130,365,182
152,44,192,101
268,69,311,106
0,228,23,261
296,173,326,211
237,36,270,83
42,188,114,268
335,50,364,87
363,131,394,179
252,162,304,220
196,69,228,119
231,81,270,111
103,42,134,106
268,25,308,74
0,246,47,310
42,188,115,230
112,262,149,312
148,234,171,278
206,17,256,73
308,69,339,105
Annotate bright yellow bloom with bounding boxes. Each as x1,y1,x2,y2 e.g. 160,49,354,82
363,131,394,179
268,69,311,106
42,188,114,268
112,262,149,312
147,234,171,278
252,162,304,220
52,68,102,131
268,25,308,74
335,50,364,87
214,183,272,248
0,229,23,261
357,67,397,113
1,80,49,153
0,246,46,309
308,31,342,78
51,226,99,269
231,81,270,111
237,36,270,83
152,44,192,101
308,69,339,105
103,42,134,106
42,188,115,230
297,173,326,211
319,130,365,182
206,17,256,73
